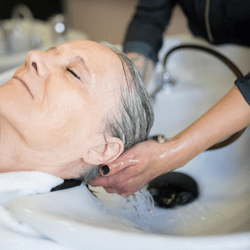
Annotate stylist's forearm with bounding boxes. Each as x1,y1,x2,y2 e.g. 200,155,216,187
126,53,155,85
161,86,250,172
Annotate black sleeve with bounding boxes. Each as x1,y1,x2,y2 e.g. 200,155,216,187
123,0,177,63
235,72,250,105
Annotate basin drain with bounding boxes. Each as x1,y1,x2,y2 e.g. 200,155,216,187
148,172,199,208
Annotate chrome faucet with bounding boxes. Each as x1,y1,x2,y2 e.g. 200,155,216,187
161,69,176,94
11,4,34,19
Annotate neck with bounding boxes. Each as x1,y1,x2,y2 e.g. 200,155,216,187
0,115,49,173
0,117,20,172
0,118,87,179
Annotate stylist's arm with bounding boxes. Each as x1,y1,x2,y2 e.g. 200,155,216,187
90,85,250,197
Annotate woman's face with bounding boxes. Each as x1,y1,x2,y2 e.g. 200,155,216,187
0,40,124,178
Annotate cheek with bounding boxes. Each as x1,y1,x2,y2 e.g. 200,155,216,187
58,89,80,104
0,80,33,127
13,64,25,75
40,89,95,140
49,89,89,122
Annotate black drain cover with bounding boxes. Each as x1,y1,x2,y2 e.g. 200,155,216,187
148,172,199,208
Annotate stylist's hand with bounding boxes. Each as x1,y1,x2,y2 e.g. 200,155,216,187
90,140,171,197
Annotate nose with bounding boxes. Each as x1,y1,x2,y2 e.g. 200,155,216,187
26,50,49,80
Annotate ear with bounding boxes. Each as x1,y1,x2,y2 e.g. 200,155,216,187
83,137,124,165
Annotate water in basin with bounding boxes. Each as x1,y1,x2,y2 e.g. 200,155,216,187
1,35,250,250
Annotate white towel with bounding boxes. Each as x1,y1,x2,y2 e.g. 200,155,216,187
0,171,67,249
0,171,63,205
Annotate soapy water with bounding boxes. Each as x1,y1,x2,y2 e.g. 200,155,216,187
123,186,157,219
90,185,159,233
91,183,250,236
118,186,202,235
116,186,160,233
120,189,237,235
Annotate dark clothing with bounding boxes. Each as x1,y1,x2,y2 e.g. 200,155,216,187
123,0,250,63
123,0,250,105
236,73,250,105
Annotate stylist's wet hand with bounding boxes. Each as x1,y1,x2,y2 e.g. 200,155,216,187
89,140,166,197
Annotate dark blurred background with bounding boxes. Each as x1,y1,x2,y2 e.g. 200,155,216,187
0,0,189,45
0,0,63,20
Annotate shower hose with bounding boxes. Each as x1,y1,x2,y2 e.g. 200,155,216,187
162,44,246,150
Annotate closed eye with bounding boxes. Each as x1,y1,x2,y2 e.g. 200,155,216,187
67,68,80,80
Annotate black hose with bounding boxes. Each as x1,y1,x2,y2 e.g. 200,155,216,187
162,44,246,150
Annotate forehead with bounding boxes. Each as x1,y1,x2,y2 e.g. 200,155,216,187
60,40,125,82
57,40,117,63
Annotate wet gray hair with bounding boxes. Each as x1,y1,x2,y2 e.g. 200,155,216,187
80,42,154,184
100,42,154,150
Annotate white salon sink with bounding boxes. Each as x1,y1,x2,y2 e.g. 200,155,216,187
2,35,250,250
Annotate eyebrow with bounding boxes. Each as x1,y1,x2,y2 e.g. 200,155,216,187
46,46,58,53
74,56,91,79
46,46,92,80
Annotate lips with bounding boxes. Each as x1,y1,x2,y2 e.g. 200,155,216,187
13,76,34,98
